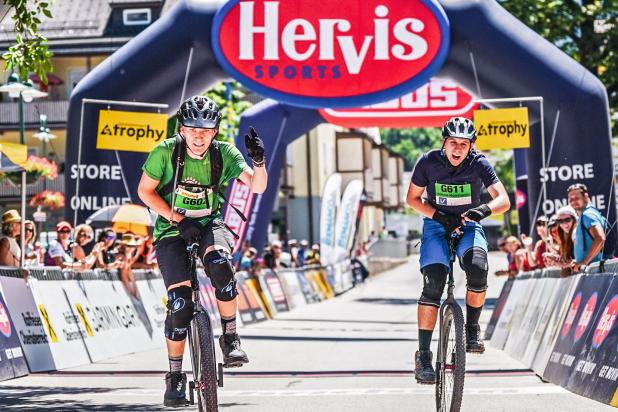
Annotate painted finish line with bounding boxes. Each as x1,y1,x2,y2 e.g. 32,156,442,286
0,386,567,398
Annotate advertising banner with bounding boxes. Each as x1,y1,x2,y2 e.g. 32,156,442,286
543,274,614,387
234,272,256,325
277,269,307,309
319,79,478,128
236,273,267,323
489,277,532,350
28,280,92,369
212,0,450,108
134,278,168,344
564,276,618,405
521,277,560,367
333,180,364,263
531,274,581,375
262,270,290,313
474,107,530,150
484,279,514,341
224,180,255,252
0,287,28,381
0,276,55,372
96,110,167,153
319,173,342,266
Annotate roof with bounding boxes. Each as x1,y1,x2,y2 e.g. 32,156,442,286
0,0,180,45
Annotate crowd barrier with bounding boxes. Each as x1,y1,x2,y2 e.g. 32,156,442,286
488,260,618,407
0,259,360,380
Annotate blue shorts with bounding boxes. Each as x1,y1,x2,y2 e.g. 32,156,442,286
419,218,488,271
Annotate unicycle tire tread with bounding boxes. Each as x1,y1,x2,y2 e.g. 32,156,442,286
436,303,466,412
193,312,219,412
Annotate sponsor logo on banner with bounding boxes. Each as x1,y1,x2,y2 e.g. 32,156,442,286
224,180,255,251
319,79,478,127
474,107,530,150
212,0,450,108
74,304,95,337
592,294,618,349
320,173,342,266
38,304,58,343
0,301,11,338
96,110,167,153
516,189,527,209
561,292,582,339
574,293,598,343
334,180,364,262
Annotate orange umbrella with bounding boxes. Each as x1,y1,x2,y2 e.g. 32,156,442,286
111,204,156,236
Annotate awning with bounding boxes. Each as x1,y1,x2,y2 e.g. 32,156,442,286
0,142,27,172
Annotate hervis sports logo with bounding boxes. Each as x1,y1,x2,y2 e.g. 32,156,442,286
592,294,618,349
212,0,450,108
561,291,582,339
0,300,11,338
574,292,598,343
97,110,168,153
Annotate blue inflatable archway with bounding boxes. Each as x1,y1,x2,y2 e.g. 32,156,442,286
65,0,614,252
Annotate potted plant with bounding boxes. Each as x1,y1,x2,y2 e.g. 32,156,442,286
1,155,58,186
30,190,65,210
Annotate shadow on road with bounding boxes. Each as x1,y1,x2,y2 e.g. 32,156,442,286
271,318,417,325
0,386,166,411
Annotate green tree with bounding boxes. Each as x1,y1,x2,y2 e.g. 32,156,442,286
205,81,253,142
2,0,54,83
499,0,617,134
380,127,443,170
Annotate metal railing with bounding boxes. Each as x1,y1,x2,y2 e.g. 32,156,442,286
0,173,64,198
0,100,69,128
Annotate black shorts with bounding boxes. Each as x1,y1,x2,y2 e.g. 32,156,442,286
156,219,234,288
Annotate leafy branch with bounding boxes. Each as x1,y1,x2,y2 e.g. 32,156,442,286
2,0,54,84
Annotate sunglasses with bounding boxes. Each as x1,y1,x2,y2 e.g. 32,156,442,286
535,221,546,227
58,230,71,234
25,228,34,233
557,217,574,224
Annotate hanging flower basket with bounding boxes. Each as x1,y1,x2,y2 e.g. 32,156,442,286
0,155,58,187
30,190,65,210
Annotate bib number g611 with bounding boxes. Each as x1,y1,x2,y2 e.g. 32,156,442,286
435,183,472,206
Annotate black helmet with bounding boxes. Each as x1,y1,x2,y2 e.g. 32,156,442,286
177,95,222,129
442,117,477,141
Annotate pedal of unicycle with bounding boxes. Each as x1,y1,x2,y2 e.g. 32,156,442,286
218,363,224,387
188,381,195,405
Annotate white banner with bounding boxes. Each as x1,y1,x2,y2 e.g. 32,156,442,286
333,180,364,263
0,276,55,372
320,173,342,266
277,269,307,310
489,278,531,350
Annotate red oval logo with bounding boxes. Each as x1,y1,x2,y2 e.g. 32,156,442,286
592,294,618,349
212,0,450,108
561,292,582,339
0,301,11,338
319,78,477,127
574,292,598,343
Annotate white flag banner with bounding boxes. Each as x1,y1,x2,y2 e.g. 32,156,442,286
319,173,342,266
333,180,364,263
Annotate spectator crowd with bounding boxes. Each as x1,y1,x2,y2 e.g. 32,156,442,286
496,183,615,278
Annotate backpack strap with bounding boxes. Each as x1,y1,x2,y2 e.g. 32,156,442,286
158,134,186,198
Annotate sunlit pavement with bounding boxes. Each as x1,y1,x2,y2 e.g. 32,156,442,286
0,252,613,411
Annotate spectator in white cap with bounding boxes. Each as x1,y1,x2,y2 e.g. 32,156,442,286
305,243,321,265
288,239,299,267
44,221,75,268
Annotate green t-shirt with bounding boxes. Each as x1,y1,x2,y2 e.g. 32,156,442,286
142,138,249,240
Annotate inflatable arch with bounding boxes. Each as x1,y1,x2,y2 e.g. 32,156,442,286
65,0,614,251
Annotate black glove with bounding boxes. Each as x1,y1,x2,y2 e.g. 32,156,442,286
244,126,265,164
432,209,463,233
463,204,492,222
177,217,203,244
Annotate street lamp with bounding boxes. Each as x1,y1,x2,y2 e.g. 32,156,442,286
0,72,48,267
33,114,56,158
0,72,48,144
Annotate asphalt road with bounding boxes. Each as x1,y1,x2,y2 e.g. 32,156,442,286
0,252,613,411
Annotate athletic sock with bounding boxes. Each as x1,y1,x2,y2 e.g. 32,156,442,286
221,315,237,340
466,304,483,327
418,329,433,352
169,355,183,373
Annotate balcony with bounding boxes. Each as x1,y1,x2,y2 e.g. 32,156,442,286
0,100,69,131
0,173,64,200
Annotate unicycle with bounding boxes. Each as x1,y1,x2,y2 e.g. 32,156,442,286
186,243,224,412
435,231,466,412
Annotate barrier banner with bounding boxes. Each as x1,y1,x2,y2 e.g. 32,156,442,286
234,272,255,325
484,279,514,340
521,277,559,366
489,277,532,350
134,278,167,342
543,274,614,388
0,276,56,372
564,275,618,405
277,269,307,309
504,274,555,361
28,279,92,369
236,273,267,323
262,270,290,313
0,288,28,381
531,273,581,374
297,270,321,303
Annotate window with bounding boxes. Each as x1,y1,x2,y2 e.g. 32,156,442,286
123,8,151,26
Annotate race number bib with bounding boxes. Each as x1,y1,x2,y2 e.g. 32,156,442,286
435,183,472,206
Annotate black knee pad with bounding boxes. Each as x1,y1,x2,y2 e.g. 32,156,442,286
419,264,448,308
165,285,194,341
461,247,488,292
203,250,237,302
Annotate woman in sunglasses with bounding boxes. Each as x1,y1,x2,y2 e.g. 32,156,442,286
94,228,121,270
23,220,43,266
68,224,100,271
544,206,577,275
44,221,75,268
